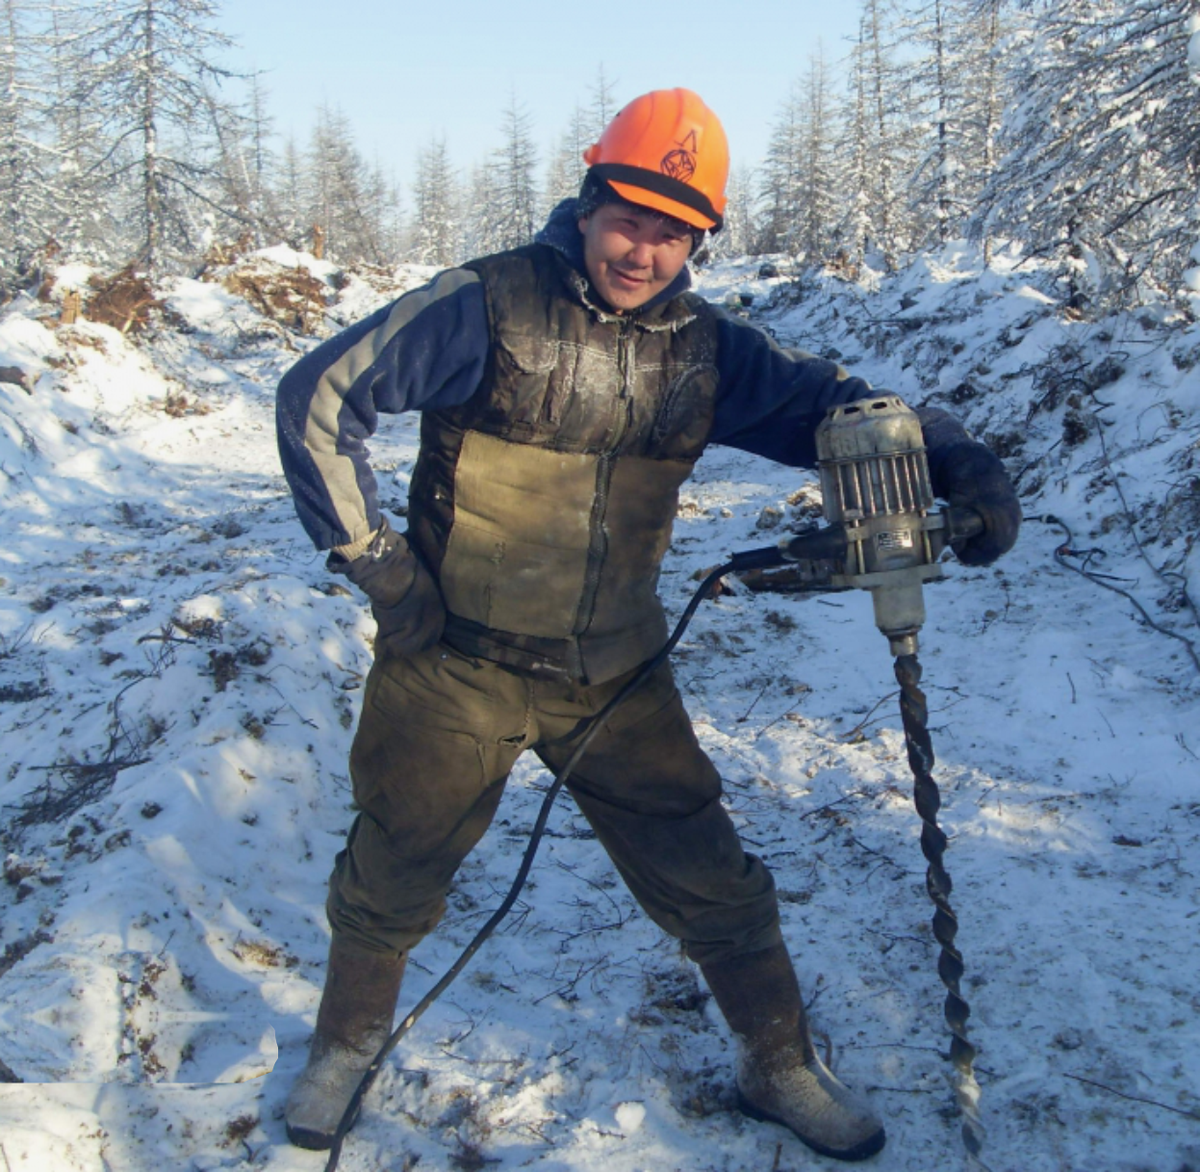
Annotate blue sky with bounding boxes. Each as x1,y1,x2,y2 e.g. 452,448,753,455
224,0,864,189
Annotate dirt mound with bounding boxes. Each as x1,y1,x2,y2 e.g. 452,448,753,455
84,267,164,334
219,256,329,334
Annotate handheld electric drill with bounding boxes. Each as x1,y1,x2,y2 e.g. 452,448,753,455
730,394,984,655
730,393,990,1164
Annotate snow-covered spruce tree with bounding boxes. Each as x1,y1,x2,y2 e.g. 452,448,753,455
409,136,460,267
543,102,590,217
0,0,61,294
273,133,308,252
756,83,805,255
77,0,242,276
486,92,539,251
978,0,1200,312
836,0,916,267
706,165,756,261
795,46,843,265
306,104,399,266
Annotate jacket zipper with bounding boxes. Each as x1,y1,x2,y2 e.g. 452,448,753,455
613,318,635,448
572,320,635,647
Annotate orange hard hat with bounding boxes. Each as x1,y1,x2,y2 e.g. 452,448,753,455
583,88,729,232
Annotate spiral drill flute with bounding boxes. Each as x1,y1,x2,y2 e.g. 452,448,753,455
894,652,986,1164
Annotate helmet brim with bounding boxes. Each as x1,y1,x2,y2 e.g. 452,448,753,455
606,180,718,231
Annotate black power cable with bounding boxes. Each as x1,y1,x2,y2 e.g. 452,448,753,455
321,559,735,1172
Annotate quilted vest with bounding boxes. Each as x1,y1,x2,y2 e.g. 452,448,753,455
408,244,721,684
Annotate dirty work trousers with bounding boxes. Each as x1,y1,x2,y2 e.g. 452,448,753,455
327,642,783,966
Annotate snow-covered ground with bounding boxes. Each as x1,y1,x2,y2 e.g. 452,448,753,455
1,245,1197,1172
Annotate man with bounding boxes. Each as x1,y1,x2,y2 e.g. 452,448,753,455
276,88,1020,1161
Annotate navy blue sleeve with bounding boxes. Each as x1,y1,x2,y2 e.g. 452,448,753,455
709,309,876,468
276,269,489,551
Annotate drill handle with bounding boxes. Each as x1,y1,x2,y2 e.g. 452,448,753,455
725,507,982,577
725,524,848,574
923,506,984,562
945,506,985,542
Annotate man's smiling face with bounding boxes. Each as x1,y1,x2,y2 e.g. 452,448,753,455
577,202,694,313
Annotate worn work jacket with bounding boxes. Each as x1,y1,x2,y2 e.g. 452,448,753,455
277,201,876,683
411,245,722,682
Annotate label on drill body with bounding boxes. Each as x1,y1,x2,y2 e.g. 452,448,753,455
876,530,915,552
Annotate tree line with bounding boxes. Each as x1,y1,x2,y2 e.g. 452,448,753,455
2,0,1197,316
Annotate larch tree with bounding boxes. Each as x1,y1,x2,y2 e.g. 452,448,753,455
585,64,618,145
795,45,841,264
838,23,875,264
756,83,805,255
79,0,240,275
273,133,308,251
838,0,917,266
488,92,538,250
0,0,58,292
978,0,1200,310
363,158,404,264
202,83,261,248
959,0,1011,262
461,159,505,259
543,102,590,217
904,0,963,247
409,136,460,267
706,164,756,262
544,68,620,220
307,104,396,265
239,72,278,246
902,0,1016,251
42,0,114,264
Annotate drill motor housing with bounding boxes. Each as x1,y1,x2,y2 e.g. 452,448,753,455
728,395,982,655
815,395,945,656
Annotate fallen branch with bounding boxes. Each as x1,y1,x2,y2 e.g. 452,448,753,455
1094,423,1199,630
841,690,900,741
1040,515,1200,676
798,797,852,821
13,756,151,827
1065,1072,1200,1122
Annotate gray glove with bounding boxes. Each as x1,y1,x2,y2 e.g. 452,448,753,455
330,519,445,656
919,408,1021,567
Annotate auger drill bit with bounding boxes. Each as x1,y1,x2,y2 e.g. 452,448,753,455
894,652,987,1165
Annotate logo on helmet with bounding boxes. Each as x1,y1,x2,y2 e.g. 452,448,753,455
660,131,699,183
